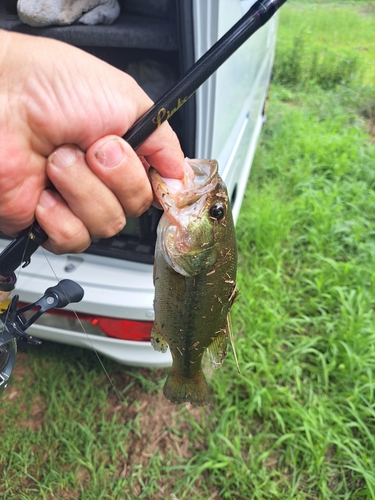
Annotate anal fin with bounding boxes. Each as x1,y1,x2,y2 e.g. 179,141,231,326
207,329,228,370
207,314,241,373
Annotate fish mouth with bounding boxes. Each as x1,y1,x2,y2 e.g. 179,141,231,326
150,158,218,212
150,158,221,275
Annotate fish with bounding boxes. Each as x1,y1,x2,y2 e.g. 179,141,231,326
149,158,238,406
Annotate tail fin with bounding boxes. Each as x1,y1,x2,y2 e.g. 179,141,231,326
163,370,210,406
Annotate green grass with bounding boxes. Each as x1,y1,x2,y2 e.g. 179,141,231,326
224,84,375,497
274,1,375,86
1,2,375,499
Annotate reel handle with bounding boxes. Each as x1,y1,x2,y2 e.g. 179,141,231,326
17,279,85,330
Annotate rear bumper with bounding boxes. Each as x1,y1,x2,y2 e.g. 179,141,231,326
27,323,172,367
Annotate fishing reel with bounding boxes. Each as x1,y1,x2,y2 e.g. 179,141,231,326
0,279,84,396
0,225,85,396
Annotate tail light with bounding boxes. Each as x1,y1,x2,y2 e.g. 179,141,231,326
18,303,153,342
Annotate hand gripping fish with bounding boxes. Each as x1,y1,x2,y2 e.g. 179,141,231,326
149,158,239,406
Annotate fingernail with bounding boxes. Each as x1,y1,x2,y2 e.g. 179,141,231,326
39,190,57,209
50,146,77,169
95,139,124,168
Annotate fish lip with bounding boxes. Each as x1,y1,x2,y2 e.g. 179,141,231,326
150,159,218,212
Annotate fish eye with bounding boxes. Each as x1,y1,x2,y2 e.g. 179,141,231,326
209,203,225,221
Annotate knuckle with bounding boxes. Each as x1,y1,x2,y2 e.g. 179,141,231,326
96,214,126,239
129,194,153,218
131,203,150,219
53,222,90,254
1,191,39,235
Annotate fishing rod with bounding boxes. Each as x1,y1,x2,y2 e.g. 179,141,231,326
0,0,287,282
0,0,287,393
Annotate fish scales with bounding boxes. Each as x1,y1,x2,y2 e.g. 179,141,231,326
150,158,238,406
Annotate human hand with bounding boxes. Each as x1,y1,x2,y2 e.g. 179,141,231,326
0,29,184,253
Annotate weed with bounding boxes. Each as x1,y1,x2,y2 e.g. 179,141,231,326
273,33,361,89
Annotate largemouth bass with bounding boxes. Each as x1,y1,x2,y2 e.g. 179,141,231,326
150,158,238,406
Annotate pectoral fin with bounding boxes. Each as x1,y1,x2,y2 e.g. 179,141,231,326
151,324,169,353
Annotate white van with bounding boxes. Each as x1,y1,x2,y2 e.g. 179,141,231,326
0,0,278,367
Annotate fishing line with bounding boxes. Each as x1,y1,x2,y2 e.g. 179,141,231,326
40,248,125,404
